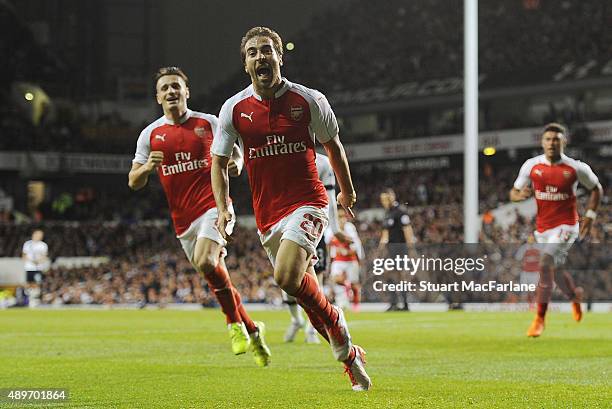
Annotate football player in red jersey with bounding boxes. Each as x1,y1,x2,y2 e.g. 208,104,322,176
128,67,270,366
510,123,602,337
211,27,371,391
329,207,364,311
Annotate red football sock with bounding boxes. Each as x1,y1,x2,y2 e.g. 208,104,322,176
351,284,360,305
297,300,330,343
561,271,577,299
535,263,554,304
205,264,241,324
537,303,548,319
232,287,257,334
293,273,338,327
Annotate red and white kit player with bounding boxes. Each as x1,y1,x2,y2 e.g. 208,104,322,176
128,67,270,366
510,123,602,337
329,207,364,311
211,27,371,391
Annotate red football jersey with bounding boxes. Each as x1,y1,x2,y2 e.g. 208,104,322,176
514,154,599,232
133,110,218,235
330,236,358,262
213,79,337,233
329,222,363,262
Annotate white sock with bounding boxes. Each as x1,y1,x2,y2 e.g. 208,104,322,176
288,303,304,325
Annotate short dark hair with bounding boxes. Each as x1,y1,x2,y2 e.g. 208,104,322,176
542,122,566,137
240,26,283,63
154,66,189,87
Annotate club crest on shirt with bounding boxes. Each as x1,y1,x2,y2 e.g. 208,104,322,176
194,127,206,138
563,170,571,179
290,105,304,121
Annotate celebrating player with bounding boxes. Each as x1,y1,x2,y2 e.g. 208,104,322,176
128,66,271,366
510,123,602,337
329,207,364,311
211,27,371,391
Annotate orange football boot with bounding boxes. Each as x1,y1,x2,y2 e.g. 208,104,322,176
527,316,545,337
571,287,584,322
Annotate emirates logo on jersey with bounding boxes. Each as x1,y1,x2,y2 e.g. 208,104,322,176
194,127,206,138
248,134,307,159
161,152,209,176
290,105,304,121
535,185,570,201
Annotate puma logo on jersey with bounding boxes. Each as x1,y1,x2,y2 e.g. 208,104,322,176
155,134,166,142
241,112,254,122
534,169,542,177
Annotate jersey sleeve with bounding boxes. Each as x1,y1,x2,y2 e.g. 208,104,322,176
211,100,239,157
575,161,599,190
133,128,152,164
207,115,219,140
308,91,339,144
315,153,339,232
513,160,532,190
345,222,365,260
326,188,340,235
316,154,336,189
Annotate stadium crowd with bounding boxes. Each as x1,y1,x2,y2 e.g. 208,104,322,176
1,0,611,306
2,202,610,306
2,158,610,306
3,223,278,306
2,0,610,153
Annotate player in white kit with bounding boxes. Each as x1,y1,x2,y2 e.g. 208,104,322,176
22,229,49,307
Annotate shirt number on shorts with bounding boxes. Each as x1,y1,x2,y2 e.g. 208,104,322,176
300,214,324,240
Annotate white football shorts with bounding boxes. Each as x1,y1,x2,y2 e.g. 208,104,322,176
533,223,578,266
178,204,235,265
259,205,328,267
330,260,360,284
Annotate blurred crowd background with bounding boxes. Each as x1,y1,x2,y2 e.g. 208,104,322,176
1,0,611,306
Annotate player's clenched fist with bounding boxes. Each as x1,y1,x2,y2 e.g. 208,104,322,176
146,151,164,172
337,191,357,219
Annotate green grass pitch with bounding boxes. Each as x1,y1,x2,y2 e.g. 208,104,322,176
1,309,610,408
